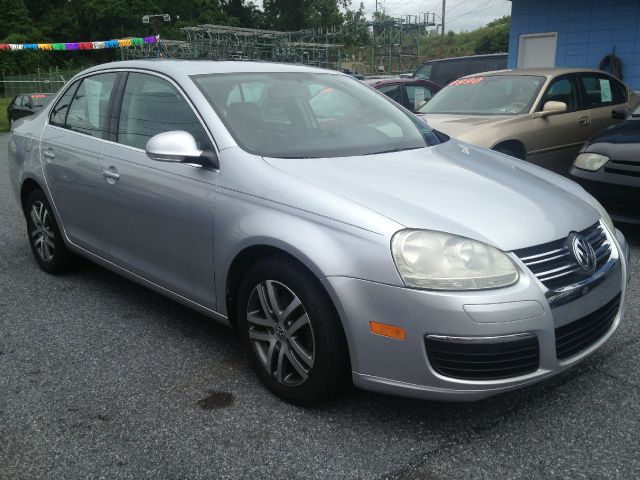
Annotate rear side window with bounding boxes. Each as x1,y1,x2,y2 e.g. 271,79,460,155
117,73,210,150
405,84,434,110
65,73,118,138
579,74,627,107
50,81,80,127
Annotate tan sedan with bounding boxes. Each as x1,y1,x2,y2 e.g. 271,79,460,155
417,68,640,174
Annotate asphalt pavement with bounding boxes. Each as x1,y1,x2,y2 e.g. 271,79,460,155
1,132,639,479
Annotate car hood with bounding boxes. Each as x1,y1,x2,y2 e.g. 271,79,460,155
589,118,640,144
417,113,518,139
264,140,598,251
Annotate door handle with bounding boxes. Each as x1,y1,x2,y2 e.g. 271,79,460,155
101,167,120,182
578,116,590,126
42,149,55,159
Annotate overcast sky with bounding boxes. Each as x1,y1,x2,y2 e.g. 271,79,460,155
359,0,512,32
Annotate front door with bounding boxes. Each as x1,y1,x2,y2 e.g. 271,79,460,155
530,75,591,174
40,73,119,255
100,72,218,309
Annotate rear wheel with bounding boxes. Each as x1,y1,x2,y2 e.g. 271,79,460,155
25,189,73,273
237,256,350,405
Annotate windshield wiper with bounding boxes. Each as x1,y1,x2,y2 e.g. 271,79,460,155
365,146,422,155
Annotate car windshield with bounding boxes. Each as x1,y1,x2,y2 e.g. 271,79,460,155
633,103,640,117
419,75,545,115
414,63,433,80
192,72,438,158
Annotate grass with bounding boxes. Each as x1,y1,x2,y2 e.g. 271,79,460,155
0,98,11,132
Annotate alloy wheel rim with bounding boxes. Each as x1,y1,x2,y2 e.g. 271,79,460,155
246,280,315,387
30,201,55,262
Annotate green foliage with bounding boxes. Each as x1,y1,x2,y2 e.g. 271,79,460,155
419,15,510,60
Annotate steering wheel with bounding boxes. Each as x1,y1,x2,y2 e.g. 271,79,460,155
319,123,347,139
508,102,528,113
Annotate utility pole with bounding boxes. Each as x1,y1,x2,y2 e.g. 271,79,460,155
440,0,446,55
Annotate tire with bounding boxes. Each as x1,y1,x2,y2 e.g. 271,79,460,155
237,256,350,405
25,189,74,273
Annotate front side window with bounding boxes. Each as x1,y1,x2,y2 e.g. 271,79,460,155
49,80,80,127
420,75,545,115
580,74,627,107
65,73,118,138
192,72,436,158
378,84,403,104
540,77,579,111
118,73,210,150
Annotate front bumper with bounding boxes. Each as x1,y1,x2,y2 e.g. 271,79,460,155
322,228,629,401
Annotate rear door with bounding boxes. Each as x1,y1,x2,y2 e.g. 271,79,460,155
40,72,119,255
530,74,591,174
99,71,218,308
578,72,629,137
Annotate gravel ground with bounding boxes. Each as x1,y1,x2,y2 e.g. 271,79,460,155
1,132,639,479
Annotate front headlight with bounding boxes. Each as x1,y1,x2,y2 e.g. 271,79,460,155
391,230,519,290
590,197,615,232
574,153,609,171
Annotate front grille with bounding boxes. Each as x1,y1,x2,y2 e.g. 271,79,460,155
555,294,620,360
425,334,539,380
514,223,611,290
605,160,640,178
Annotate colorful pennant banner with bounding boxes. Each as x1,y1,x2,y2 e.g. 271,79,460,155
0,35,158,52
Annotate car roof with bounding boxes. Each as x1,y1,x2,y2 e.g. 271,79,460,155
419,53,508,64
79,59,341,78
464,67,608,78
364,77,436,86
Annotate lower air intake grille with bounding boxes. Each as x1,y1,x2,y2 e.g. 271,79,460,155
555,294,621,360
425,334,539,380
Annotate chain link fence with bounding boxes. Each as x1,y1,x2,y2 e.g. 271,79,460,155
1,67,84,98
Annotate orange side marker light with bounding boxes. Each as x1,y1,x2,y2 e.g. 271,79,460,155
369,321,406,340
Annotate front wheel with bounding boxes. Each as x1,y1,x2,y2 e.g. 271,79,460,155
237,256,350,405
25,189,74,273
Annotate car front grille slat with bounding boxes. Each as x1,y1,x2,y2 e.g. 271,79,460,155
425,335,539,380
514,222,612,290
555,294,620,360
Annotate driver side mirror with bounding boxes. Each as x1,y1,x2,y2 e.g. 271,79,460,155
145,131,219,169
611,106,631,120
532,101,568,118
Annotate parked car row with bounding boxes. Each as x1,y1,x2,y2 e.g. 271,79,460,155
8,60,632,405
369,67,639,223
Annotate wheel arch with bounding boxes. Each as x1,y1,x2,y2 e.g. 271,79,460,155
492,139,527,160
20,177,44,213
224,243,326,329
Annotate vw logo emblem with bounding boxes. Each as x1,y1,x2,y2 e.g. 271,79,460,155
569,233,596,273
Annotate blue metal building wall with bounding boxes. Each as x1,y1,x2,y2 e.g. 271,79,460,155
508,0,640,90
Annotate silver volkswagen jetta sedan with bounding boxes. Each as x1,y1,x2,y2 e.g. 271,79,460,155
8,61,630,405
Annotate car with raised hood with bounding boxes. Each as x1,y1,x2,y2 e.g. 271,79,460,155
8,61,631,405
570,104,640,224
417,68,640,174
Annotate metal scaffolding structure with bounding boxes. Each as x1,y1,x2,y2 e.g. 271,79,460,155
120,16,435,74
368,13,436,74
123,39,192,60
182,25,343,69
